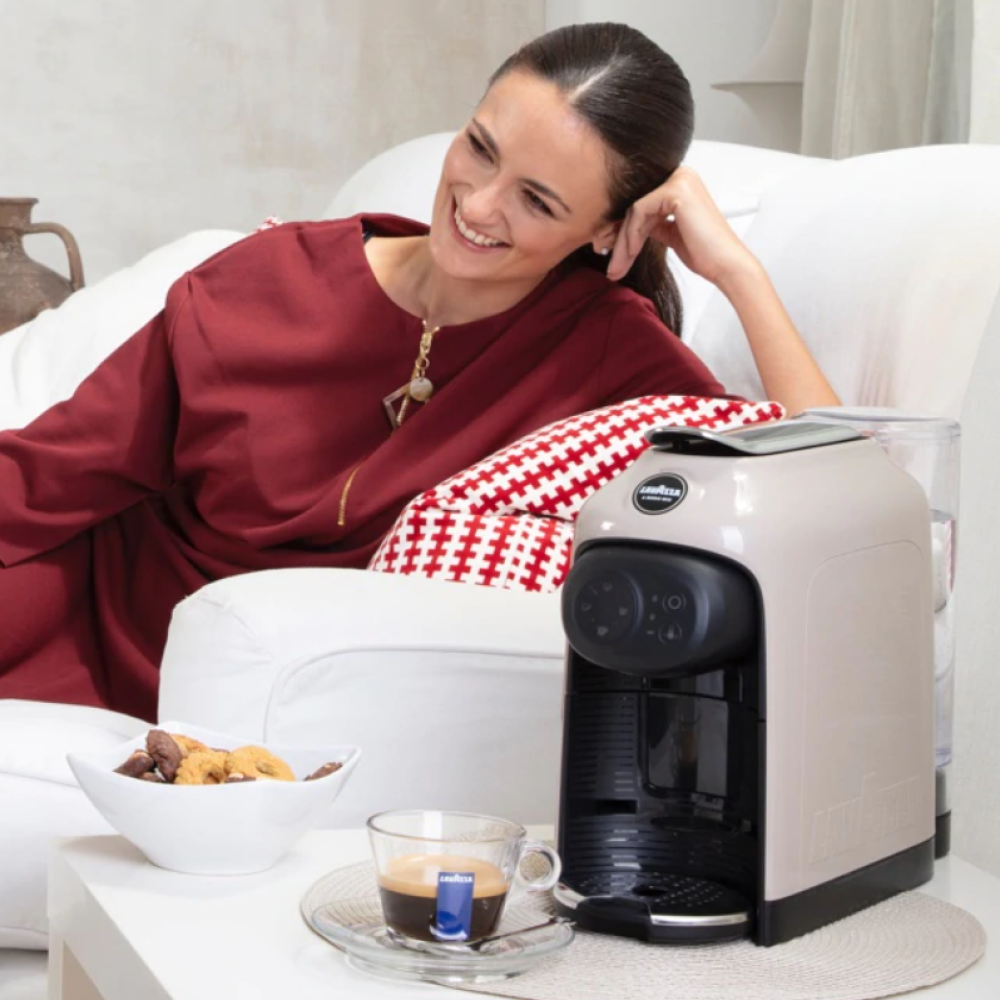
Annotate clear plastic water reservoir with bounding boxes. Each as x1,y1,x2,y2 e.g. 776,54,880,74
804,408,960,858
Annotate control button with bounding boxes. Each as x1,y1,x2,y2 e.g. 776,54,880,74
664,594,686,612
658,623,684,643
574,572,637,644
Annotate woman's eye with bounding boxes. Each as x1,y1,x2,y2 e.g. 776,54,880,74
524,190,552,216
468,133,491,161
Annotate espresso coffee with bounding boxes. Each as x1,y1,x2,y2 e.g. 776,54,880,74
378,853,510,942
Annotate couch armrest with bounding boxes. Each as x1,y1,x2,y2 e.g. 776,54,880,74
0,702,146,950
158,569,566,826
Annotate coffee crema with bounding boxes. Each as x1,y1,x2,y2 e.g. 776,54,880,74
377,853,509,942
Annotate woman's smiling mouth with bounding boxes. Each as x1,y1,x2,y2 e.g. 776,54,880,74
451,199,510,251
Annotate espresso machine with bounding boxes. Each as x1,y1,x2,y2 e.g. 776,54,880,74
554,421,936,947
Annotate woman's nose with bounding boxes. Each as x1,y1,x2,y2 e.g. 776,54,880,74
461,182,504,224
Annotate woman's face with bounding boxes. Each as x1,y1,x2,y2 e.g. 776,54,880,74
427,71,618,286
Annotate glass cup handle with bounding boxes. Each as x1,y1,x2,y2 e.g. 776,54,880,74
514,839,562,893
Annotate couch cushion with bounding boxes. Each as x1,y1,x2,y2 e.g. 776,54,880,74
369,395,784,592
673,142,826,340
0,701,145,950
0,230,244,431
688,145,1000,417
323,132,454,225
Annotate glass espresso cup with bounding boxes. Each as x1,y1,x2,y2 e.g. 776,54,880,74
367,810,561,944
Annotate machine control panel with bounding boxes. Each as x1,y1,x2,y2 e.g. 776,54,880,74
573,571,696,648
563,544,757,677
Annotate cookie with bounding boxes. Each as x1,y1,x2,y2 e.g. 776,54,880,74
115,750,157,779
225,746,295,782
304,762,343,781
172,734,210,756
174,750,229,786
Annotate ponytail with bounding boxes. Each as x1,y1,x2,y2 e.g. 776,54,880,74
617,240,683,336
567,240,684,336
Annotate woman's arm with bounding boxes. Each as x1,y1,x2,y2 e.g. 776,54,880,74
714,257,839,413
606,166,840,413
0,288,186,567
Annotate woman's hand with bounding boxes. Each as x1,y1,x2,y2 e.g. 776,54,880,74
605,166,841,413
606,166,756,289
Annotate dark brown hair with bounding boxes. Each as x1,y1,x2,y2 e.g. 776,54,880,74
489,23,694,335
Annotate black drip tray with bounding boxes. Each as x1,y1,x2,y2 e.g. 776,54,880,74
556,871,753,944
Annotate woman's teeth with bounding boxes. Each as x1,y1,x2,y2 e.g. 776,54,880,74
454,205,505,247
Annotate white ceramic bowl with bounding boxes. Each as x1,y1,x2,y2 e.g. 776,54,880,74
67,720,361,875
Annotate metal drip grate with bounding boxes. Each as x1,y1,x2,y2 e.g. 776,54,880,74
566,870,751,919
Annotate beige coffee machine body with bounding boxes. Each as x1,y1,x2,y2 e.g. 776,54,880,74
555,421,936,945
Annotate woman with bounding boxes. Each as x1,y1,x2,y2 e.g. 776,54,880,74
0,24,837,720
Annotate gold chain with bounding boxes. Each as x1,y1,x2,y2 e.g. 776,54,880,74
412,323,437,380
395,321,440,427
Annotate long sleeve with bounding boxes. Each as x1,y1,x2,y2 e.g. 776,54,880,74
0,283,188,567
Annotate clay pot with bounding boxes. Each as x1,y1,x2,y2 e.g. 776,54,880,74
0,198,85,335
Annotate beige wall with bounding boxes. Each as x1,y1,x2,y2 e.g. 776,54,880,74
546,0,787,147
0,0,543,283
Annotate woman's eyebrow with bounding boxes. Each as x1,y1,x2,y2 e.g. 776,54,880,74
471,118,573,214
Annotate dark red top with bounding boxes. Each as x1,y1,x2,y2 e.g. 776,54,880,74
0,214,726,718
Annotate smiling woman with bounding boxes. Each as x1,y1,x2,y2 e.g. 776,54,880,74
367,22,838,410
0,23,837,718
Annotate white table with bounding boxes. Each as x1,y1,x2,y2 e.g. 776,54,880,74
48,830,999,1000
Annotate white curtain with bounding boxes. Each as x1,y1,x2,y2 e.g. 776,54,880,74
801,0,999,158
969,0,1000,141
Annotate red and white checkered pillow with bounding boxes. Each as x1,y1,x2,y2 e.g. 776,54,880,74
369,395,785,594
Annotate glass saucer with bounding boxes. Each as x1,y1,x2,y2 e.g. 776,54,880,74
300,861,574,985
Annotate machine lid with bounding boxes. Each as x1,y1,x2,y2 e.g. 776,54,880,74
645,419,864,456
803,406,961,441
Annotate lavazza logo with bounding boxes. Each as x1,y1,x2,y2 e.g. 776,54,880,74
633,474,688,514
808,772,921,864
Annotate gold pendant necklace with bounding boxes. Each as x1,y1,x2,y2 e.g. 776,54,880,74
383,319,441,430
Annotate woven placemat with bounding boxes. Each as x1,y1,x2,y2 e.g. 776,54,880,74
302,862,985,1000
461,891,985,1000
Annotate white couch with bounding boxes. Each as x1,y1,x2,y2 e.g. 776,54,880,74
3,135,1000,997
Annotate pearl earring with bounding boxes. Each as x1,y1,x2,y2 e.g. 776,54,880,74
598,247,611,256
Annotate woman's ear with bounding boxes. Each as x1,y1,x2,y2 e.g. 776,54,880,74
591,224,618,257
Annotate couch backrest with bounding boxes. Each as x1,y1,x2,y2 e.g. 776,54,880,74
324,132,454,227
689,145,1000,419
